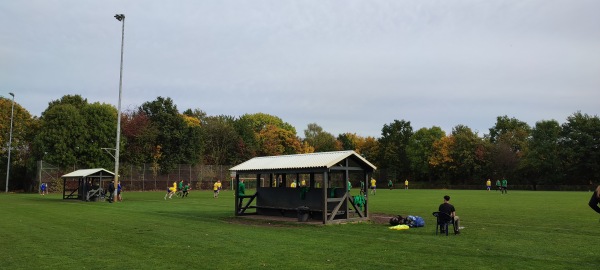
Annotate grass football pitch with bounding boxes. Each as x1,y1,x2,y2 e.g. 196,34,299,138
1,189,598,269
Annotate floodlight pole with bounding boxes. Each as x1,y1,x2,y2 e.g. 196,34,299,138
113,13,125,201
5,92,15,193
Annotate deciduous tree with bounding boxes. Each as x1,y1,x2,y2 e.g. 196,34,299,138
202,115,240,165
559,112,600,184
522,120,562,188
407,126,445,181
1,97,38,191
303,123,340,152
378,120,413,180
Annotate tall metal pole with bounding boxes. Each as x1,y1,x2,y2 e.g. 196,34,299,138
114,14,125,201
5,92,15,193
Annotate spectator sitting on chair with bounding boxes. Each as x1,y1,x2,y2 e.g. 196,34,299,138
439,195,460,235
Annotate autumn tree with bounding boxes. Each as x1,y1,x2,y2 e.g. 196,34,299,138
338,133,361,151
121,109,158,166
359,136,379,166
303,123,340,152
201,115,241,165
237,113,300,156
238,113,296,134
450,125,486,183
140,97,201,173
1,97,39,191
407,126,445,181
429,135,455,183
258,125,303,156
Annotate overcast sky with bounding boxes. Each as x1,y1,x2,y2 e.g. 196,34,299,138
1,0,599,138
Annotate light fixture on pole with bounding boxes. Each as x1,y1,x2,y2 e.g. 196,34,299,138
5,92,15,193
113,13,125,201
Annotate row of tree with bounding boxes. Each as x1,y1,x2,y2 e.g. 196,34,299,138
1,94,599,191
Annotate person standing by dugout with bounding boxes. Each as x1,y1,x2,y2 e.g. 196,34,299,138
237,179,246,213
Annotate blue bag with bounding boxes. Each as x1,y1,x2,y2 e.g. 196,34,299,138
407,215,425,227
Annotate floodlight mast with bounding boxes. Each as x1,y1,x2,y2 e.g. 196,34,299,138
113,13,125,201
5,92,15,193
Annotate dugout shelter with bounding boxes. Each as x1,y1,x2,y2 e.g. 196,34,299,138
61,168,115,201
229,151,376,224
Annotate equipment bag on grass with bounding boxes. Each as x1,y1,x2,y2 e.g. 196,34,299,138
407,215,425,227
389,215,405,226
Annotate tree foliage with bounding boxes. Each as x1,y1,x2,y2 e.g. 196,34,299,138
378,120,413,179
140,97,202,173
121,109,158,166
450,125,487,183
429,135,455,182
303,123,340,152
201,115,240,165
559,112,600,184
33,95,116,172
1,97,38,190
407,126,445,181
522,120,562,186
9,92,600,191
258,125,303,156
488,116,531,180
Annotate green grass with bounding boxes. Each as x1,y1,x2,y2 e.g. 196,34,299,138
1,189,599,269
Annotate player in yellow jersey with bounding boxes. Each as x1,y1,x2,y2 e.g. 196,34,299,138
213,180,222,198
370,178,377,195
164,181,177,200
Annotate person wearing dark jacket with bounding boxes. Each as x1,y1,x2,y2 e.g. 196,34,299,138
107,180,115,203
589,186,600,214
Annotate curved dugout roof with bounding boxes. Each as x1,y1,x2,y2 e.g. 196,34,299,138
229,150,377,172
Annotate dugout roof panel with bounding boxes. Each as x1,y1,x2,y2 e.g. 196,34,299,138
61,168,115,178
229,150,377,172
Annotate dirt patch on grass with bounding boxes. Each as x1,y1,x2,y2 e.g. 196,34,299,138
223,215,321,227
224,213,395,227
370,213,394,225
